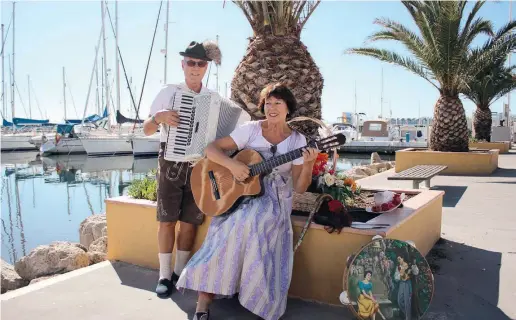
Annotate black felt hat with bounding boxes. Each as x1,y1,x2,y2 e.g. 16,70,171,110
179,41,212,61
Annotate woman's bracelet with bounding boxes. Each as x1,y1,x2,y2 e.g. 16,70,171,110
151,115,159,126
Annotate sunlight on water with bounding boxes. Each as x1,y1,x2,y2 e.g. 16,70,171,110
0,151,384,264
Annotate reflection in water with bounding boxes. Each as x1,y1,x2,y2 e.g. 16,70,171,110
0,151,374,265
1,152,157,265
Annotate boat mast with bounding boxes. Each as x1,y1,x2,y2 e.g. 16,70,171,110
62,67,67,120
101,1,111,129
380,68,383,119
164,0,169,84
115,0,120,116
507,0,512,125
216,35,219,93
81,29,103,125
1,23,5,118
27,74,31,118
95,48,100,115
11,2,15,120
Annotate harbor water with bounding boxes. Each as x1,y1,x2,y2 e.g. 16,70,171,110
0,151,390,265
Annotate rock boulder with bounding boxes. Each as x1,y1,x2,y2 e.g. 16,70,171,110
89,236,107,254
14,242,89,281
1,259,29,293
79,214,107,249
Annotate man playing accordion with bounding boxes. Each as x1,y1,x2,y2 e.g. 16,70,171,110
143,40,221,298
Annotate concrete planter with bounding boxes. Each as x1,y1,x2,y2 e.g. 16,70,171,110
469,141,510,154
395,148,499,175
106,188,443,306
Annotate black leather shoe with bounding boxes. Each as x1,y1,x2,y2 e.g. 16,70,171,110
193,311,209,320
155,278,173,298
171,272,180,285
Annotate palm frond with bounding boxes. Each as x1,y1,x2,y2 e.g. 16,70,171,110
346,47,439,90
348,0,493,96
232,0,320,37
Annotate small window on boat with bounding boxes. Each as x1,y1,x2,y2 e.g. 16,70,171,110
368,123,383,131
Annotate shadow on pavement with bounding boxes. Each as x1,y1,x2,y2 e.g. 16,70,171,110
425,239,511,320
430,186,467,207
111,261,349,319
490,168,516,178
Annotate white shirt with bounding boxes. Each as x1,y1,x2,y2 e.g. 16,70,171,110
229,121,307,174
149,83,212,142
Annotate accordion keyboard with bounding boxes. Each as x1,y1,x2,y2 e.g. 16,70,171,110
164,88,244,162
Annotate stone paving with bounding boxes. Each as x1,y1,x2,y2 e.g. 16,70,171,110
2,149,515,320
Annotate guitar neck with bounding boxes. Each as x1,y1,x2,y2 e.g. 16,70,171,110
249,148,304,176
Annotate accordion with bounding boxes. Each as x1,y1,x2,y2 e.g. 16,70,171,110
164,88,246,161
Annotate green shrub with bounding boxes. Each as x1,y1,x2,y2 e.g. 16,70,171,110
128,173,157,201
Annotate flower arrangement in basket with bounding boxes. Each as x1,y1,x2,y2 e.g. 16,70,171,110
309,152,361,206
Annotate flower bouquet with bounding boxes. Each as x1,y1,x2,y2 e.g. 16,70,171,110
310,153,361,205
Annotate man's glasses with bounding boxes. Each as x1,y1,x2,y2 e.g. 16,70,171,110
185,60,208,68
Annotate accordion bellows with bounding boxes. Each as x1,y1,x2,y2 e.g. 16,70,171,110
164,87,247,162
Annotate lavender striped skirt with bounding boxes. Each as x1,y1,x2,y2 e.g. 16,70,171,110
176,173,294,320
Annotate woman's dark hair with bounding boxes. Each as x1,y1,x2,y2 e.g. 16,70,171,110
258,83,297,119
364,270,373,278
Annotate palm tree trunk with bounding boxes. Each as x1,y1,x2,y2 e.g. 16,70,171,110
430,95,469,152
473,106,492,142
230,35,323,137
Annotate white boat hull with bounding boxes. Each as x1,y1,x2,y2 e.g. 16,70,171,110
131,135,160,157
339,140,428,153
79,135,133,156
40,138,86,155
1,134,38,151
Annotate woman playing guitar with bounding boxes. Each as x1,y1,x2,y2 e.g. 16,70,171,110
176,83,319,320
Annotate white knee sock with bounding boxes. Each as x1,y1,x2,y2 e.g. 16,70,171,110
158,253,172,280
174,250,190,275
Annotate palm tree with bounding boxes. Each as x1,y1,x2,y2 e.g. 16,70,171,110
463,23,516,141
230,1,323,135
347,1,495,152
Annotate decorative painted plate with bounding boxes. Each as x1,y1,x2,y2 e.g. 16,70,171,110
343,238,434,320
366,193,406,214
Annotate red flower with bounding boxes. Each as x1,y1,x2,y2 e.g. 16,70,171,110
329,169,335,175
328,200,345,213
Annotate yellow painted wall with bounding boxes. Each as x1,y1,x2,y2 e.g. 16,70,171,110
106,198,211,269
106,190,443,306
469,142,510,154
395,148,498,175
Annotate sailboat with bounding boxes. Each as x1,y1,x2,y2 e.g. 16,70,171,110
1,3,52,152
76,1,134,156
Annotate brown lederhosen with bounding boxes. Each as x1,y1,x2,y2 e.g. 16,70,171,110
156,142,204,225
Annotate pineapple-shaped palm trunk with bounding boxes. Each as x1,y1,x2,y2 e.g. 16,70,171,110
430,95,469,152
231,35,323,136
473,107,493,141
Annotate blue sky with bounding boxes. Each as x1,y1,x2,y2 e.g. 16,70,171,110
0,0,512,124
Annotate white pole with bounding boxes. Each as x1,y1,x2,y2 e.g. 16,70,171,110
1,24,5,118
81,29,103,125
115,0,120,114
164,0,169,84
95,48,100,115
11,2,15,119
62,67,67,120
380,68,383,119
354,80,357,115
27,75,31,118
508,0,512,122
8,54,12,121
101,1,111,129
216,35,219,93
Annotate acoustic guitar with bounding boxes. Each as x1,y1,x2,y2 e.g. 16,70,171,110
190,133,347,217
